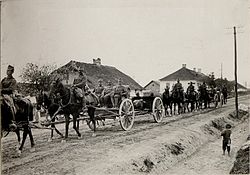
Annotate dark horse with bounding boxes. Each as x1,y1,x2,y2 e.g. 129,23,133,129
171,89,184,115
185,90,197,112
36,91,64,141
162,89,172,116
1,96,35,155
50,79,98,140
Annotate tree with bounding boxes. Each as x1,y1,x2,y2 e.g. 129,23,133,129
20,63,56,91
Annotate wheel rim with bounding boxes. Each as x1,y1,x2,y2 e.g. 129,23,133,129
119,99,135,131
152,97,165,123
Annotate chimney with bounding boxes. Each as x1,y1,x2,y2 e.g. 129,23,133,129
95,58,101,66
198,68,201,73
193,68,196,72
182,64,186,68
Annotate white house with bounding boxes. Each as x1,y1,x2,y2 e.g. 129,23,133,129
159,64,208,93
144,80,160,92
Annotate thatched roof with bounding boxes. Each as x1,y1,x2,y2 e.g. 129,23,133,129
51,60,142,89
160,67,208,82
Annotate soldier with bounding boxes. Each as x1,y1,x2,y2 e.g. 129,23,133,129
1,65,17,125
102,80,115,108
221,124,232,156
174,78,183,92
199,82,208,108
113,78,127,108
162,85,172,116
94,79,104,106
222,85,228,104
187,82,195,94
72,67,87,111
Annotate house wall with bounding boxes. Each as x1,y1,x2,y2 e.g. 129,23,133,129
160,80,202,93
144,82,160,92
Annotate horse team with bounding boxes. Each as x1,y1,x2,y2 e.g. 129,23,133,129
162,80,228,116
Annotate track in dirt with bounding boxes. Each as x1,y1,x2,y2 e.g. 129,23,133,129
1,96,249,175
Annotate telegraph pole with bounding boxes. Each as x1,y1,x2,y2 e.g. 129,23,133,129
234,26,238,117
221,63,223,89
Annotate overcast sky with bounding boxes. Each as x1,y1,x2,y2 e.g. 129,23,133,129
1,0,250,87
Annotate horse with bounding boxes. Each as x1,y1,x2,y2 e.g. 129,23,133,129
50,79,98,140
36,90,64,141
1,96,35,155
171,89,184,115
198,88,209,109
162,89,172,116
185,90,197,112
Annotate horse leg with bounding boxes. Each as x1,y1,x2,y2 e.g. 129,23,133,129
72,114,81,138
52,117,63,138
15,129,21,145
18,125,29,154
63,114,70,141
173,103,176,115
88,107,96,136
169,103,173,115
26,126,35,152
77,120,80,131
190,102,194,112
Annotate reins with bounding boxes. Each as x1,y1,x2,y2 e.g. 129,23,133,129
59,88,71,108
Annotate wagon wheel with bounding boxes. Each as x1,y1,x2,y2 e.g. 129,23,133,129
152,97,165,123
119,99,135,131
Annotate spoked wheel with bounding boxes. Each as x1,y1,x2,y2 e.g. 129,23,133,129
119,99,135,131
152,97,165,123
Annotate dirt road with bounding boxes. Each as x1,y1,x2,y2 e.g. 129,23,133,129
1,96,249,175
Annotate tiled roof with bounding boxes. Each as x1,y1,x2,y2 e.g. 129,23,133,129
160,67,208,82
51,60,142,89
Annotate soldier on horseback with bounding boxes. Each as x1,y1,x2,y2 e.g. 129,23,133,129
1,65,17,127
173,78,183,92
72,67,87,111
222,85,228,104
187,82,195,94
162,85,172,116
198,82,208,108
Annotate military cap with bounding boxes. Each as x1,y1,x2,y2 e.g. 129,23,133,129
226,124,232,129
7,65,14,72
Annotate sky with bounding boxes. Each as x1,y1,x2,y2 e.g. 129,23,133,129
1,0,250,87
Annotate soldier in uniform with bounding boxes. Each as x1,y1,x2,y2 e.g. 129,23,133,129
94,79,105,106
198,82,208,108
102,80,115,108
174,79,183,92
222,85,228,104
187,82,195,94
113,78,127,108
1,65,17,125
72,67,87,111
